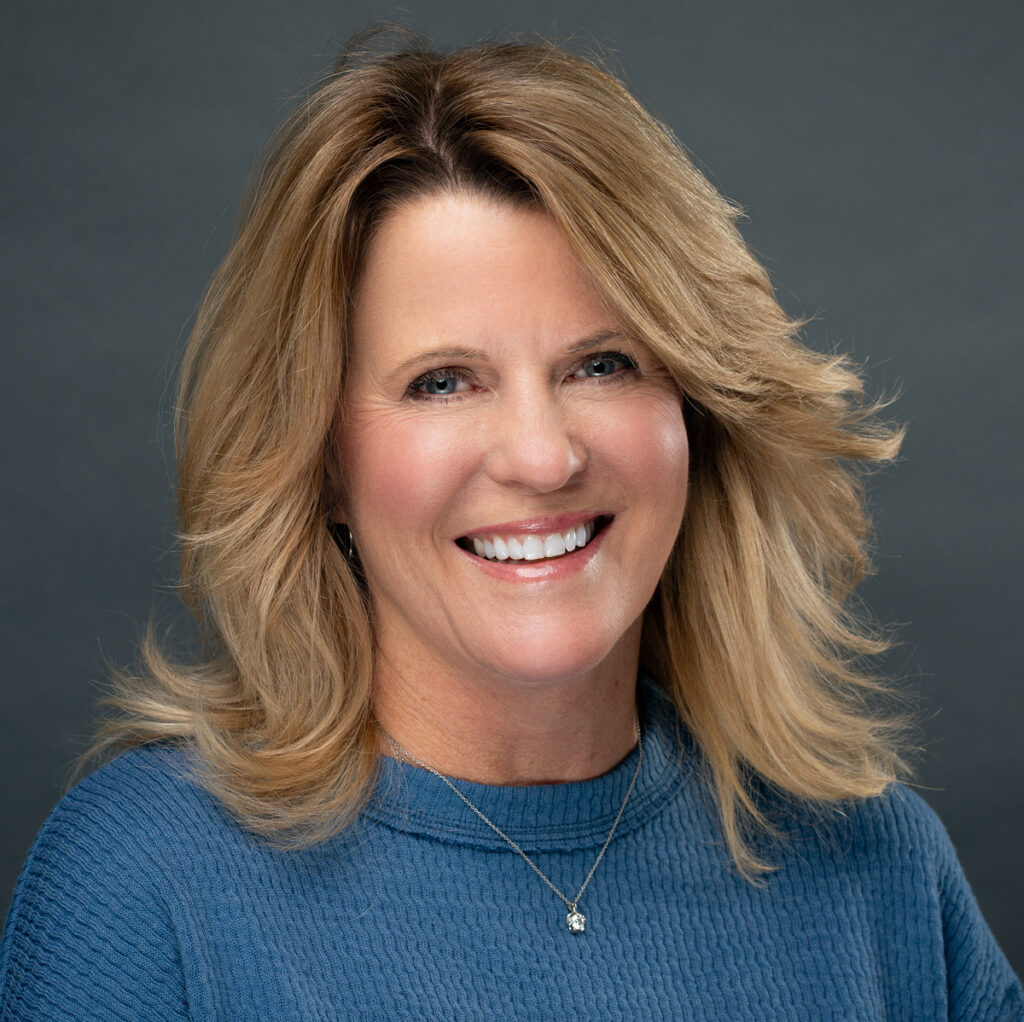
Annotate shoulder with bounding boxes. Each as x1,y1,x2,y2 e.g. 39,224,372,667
834,782,954,861
0,744,213,1020
773,780,1003,921
766,780,957,873
773,783,1023,1019
23,742,229,872
868,785,1024,1017
820,782,1005,907
6,740,261,918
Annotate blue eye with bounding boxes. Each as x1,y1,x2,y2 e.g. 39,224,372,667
408,369,471,399
422,375,459,395
571,352,637,380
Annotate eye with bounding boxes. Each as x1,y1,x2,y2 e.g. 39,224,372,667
568,351,638,381
407,368,472,400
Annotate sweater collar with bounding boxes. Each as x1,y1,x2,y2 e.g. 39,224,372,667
363,675,688,852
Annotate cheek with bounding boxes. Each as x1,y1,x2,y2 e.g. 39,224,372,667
338,408,476,540
598,394,689,499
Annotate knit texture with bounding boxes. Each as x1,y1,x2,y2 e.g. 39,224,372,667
2,678,1021,1020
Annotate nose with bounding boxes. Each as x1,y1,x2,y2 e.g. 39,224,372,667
484,389,587,493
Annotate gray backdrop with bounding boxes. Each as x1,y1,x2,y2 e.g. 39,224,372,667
3,0,1021,977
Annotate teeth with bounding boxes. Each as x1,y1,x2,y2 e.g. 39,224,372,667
522,536,545,561
465,520,600,563
544,534,566,558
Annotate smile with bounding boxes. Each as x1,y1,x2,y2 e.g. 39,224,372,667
458,516,611,563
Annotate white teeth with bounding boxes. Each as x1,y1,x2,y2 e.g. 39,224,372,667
522,536,546,561
544,534,566,558
465,520,603,563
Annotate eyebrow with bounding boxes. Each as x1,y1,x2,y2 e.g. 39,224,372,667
384,329,630,382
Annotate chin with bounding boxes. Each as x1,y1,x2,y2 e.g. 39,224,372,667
468,628,632,690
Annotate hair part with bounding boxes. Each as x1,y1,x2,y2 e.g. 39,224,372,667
83,27,912,878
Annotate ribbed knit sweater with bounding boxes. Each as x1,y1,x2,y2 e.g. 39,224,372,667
2,679,1021,1020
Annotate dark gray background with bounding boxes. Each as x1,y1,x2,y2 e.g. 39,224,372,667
3,0,1021,977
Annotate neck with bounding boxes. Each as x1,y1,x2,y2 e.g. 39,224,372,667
371,653,640,786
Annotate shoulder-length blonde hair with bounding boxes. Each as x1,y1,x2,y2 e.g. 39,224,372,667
90,29,909,877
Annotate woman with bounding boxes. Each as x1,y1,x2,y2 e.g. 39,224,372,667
1,31,1020,1019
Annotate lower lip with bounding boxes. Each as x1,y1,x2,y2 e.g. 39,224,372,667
457,521,611,582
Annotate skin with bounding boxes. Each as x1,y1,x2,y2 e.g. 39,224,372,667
335,191,689,784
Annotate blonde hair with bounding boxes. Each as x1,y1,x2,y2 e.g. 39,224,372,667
88,29,910,876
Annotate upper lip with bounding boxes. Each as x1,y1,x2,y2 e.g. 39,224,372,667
458,512,610,541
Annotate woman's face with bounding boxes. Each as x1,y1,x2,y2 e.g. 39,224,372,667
336,191,688,693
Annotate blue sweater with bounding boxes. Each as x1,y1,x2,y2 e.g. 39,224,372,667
2,680,1021,1020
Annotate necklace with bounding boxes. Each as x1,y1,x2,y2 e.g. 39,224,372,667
375,712,643,934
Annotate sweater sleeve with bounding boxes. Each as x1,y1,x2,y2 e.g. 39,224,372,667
0,770,190,1021
894,787,1023,1022
937,838,1023,1021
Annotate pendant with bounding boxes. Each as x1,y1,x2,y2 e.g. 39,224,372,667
566,909,586,934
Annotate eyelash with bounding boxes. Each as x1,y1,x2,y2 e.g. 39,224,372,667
406,351,639,402
406,367,475,401
569,351,638,382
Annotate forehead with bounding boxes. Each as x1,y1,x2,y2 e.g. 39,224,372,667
348,192,618,366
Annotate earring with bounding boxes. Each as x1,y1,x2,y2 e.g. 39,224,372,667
329,522,357,562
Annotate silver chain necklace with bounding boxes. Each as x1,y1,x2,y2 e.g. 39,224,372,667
375,713,643,934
